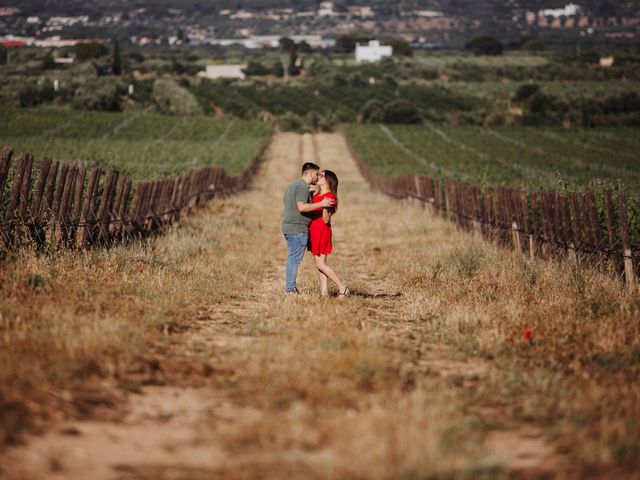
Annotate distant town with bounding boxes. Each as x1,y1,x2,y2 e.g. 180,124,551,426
0,1,638,50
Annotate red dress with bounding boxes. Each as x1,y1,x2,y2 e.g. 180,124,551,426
309,192,337,255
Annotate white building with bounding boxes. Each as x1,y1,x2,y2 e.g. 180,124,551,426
199,64,246,80
355,40,393,63
542,3,581,18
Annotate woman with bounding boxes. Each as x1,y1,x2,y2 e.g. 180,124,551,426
309,170,349,297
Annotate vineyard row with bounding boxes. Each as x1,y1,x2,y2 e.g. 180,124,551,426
0,132,272,254
344,133,638,289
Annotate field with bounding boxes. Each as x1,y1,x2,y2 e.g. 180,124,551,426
2,42,640,479
0,108,271,179
2,132,639,479
345,123,640,191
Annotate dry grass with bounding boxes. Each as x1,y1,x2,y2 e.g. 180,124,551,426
1,132,639,479
0,199,266,446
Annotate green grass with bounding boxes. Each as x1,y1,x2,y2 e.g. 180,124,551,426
0,108,271,179
345,123,640,192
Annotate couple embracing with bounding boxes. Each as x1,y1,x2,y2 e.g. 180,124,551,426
281,162,349,297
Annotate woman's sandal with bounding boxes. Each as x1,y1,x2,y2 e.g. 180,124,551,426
338,287,350,298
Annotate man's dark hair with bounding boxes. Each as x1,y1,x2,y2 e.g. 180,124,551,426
302,162,320,174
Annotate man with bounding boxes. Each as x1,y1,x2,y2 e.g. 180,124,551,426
282,162,335,294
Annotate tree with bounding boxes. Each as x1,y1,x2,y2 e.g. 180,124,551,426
42,51,56,70
298,40,312,53
74,42,109,61
384,38,412,57
466,35,504,56
287,51,300,77
334,33,369,54
279,37,296,53
112,38,122,75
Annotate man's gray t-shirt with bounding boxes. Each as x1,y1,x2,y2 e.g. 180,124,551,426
282,178,312,235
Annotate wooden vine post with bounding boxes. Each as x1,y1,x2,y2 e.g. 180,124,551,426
80,167,102,247
2,152,29,245
29,156,52,248
618,189,635,290
511,221,522,255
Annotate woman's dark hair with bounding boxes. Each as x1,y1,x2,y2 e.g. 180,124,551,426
323,170,339,212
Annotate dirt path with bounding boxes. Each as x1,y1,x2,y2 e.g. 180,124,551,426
0,133,567,479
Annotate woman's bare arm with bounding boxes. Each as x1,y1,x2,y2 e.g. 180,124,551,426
323,207,333,225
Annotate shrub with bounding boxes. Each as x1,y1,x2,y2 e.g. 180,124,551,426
601,92,640,114
272,61,285,78
130,79,154,104
331,73,348,87
18,81,56,107
72,80,125,111
449,245,485,279
521,36,551,52
152,79,202,115
243,60,272,76
528,91,555,115
306,111,322,131
221,98,255,119
466,35,504,56
318,112,339,132
520,91,568,126
277,112,307,133
384,75,398,87
483,111,507,127
383,100,422,124
358,99,385,123
513,83,540,102
347,72,367,87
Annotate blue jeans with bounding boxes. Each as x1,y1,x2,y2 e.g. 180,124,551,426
284,232,308,293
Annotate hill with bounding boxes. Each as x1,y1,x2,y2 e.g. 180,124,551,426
1,0,638,47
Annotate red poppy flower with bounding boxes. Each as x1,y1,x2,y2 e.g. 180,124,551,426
139,268,145,273
524,327,533,341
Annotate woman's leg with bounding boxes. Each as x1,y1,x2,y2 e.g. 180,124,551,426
318,255,329,296
314,255,329,295
318,266,329,296
314,254,346,293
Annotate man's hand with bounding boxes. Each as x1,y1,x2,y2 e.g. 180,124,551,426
319,197,335,208
297,197,335,213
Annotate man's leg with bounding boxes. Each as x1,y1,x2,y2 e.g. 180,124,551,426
284,232,308,293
